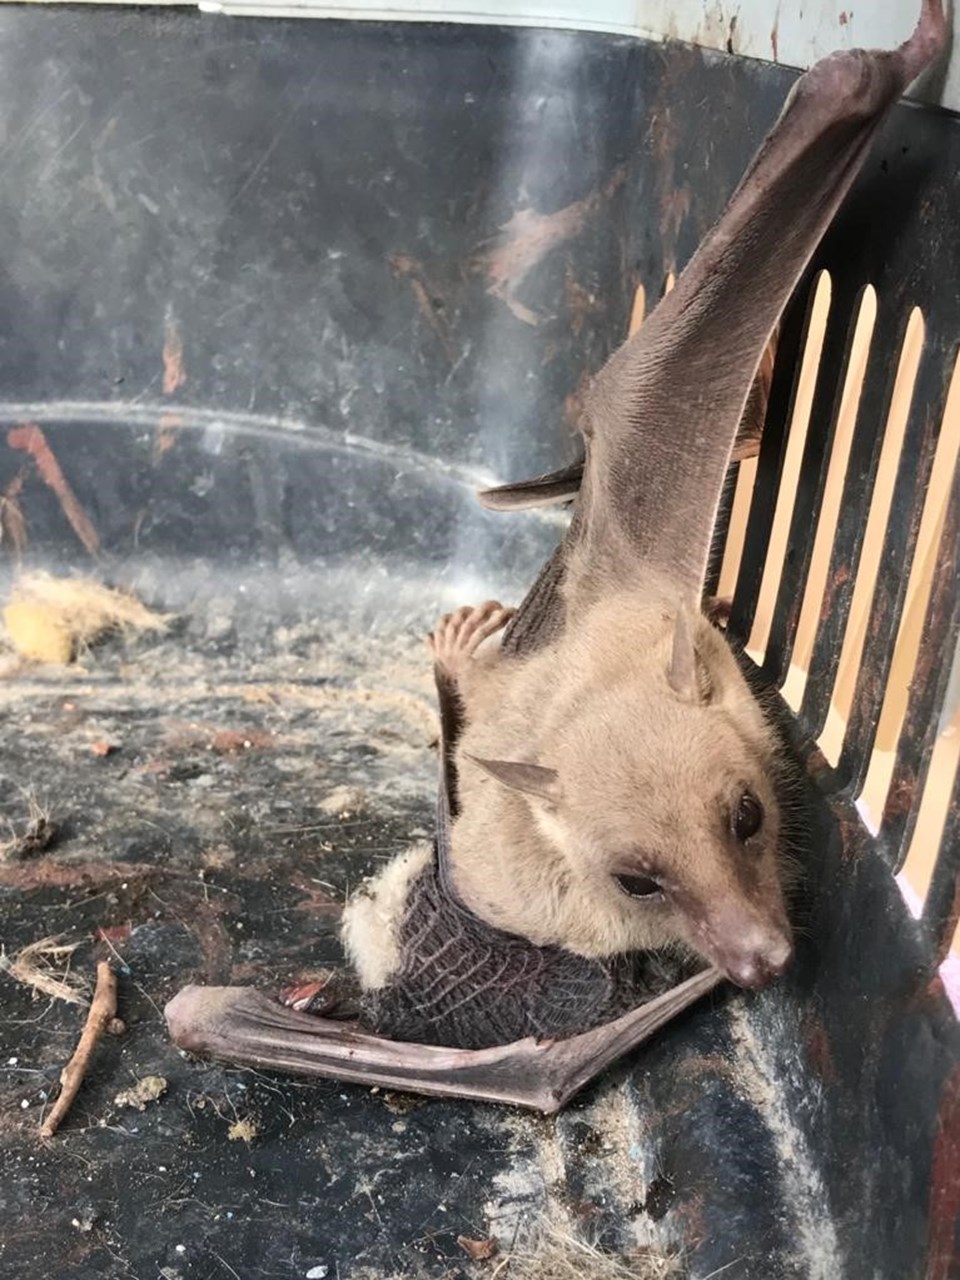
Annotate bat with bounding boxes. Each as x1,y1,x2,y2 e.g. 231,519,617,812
165,2,947,1112
476,325,780,513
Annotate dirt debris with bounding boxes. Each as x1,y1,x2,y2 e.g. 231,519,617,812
226,1117,259,1143
114,1075,168,1111
457,1234,498,1261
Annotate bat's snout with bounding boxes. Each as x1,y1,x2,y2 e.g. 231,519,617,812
719,930,793,990
683,900,794,992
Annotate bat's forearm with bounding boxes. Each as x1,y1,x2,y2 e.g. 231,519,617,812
164,967,723,1113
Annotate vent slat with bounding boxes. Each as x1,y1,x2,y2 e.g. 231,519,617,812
799,303,913,741
729,276,816,645
762,278,866,687
837,342,956,794
921,754,960,965
880,456,960,870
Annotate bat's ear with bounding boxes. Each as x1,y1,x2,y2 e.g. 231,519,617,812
467,755,562,803
666,603,712,706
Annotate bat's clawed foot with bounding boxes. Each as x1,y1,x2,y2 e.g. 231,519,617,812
278,969,361,1019
704,596,733,630
428,600,515,676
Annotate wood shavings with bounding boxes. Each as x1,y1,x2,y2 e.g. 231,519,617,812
40,961,118,1138
0,793,57,860
0,935,88,1005
3,572,168,665
318,785,367,817
505,1223,680,1280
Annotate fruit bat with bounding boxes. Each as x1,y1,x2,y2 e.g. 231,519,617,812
165,2,947,1113
476,325,780,514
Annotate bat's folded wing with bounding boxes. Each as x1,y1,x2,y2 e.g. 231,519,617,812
477,457,585,512
570,1,947,600
164,967,722,1114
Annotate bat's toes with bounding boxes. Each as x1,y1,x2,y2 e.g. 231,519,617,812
429,601,514,670
474,605,515,645
458,601,513,652
704,596,732,629
278,979,331,1012
278,971,360,1018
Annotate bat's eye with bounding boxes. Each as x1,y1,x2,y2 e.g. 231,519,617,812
615,873,662,899
733,791,763,842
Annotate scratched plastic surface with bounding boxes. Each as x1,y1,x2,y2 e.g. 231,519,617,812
0,11,957,1280
0,412,561,630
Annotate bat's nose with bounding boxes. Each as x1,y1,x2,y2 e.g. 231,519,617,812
723,932,793,990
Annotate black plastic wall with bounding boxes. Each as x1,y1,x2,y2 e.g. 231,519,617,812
0,10,798,614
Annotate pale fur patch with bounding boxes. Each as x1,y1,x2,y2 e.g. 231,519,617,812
449,592,789,961
340,842,432,990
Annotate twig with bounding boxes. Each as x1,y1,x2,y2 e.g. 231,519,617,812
40,961,118,1138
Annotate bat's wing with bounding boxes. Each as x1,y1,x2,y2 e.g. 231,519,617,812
477,327,779,513
477,456,584,512
513,2,946,619
164,966,723,1114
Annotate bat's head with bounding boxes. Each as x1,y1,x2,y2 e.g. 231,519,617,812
470,606,795,989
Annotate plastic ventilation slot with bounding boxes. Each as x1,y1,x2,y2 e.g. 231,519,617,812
726,270,833,659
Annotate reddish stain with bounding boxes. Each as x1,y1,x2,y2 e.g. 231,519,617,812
564,267,601,338
7,423,100,556
162,317,187,395
473,167,625,326
805,1016,838,1085
563,368,593,432
927,1063,960,1280
0,859,156,890
883,777,916,821
839,11,849,26
388,253,456,361
771,23,779,61
153,412,184,461
95,924,132,944
0,468,27,557
661,187,692,249
208,728,274,754
289,871,343,919
821,564,852,621
165,722,275,755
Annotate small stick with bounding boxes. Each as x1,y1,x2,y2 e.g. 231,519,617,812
40,961,118,1139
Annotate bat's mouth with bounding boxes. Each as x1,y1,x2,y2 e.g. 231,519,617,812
614,873,663,900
